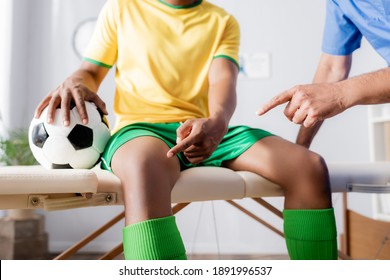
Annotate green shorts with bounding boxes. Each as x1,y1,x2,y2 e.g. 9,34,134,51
101,122,273,171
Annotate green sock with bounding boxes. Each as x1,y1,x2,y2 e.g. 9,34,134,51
283,208,338,260
122,215,187,260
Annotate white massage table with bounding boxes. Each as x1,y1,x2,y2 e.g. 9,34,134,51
1,162,390,259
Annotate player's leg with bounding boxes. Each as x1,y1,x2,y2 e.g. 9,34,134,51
223,136,337,260
224,135,331,209
111,136,186,260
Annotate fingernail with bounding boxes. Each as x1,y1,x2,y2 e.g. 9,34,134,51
82,118,88,125
176,137,181,144
256,109,263,115
63,120,69,127
167,151,173,158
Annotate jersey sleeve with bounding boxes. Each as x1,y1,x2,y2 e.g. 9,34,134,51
83,0,118,68
214,15,240,69
322,0,362,56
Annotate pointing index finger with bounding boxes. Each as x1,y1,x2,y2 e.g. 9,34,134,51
256,90,294,116
167,137,194,158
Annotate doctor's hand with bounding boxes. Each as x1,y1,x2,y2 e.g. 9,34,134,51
34,76,108,127
166,117,228,165
256,83,348,127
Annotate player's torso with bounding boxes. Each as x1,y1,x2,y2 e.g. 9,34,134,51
113,0,233,128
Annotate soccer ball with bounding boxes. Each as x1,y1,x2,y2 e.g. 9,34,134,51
29,102,111,169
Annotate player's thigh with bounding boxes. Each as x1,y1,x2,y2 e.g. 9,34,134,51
223,135,327,187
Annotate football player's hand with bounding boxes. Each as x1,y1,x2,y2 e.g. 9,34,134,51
34,76,108,127
167,117,228,164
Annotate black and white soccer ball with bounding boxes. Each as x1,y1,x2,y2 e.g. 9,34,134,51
28,102,111,169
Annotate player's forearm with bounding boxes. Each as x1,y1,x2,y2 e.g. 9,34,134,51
69,63,106,94
208,59,238,127
208,81,237,127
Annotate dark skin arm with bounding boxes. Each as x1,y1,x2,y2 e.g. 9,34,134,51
167,58,238,164
34,61,109,126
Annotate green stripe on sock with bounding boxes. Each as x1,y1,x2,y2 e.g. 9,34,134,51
283,208,338,260
123,216,187,260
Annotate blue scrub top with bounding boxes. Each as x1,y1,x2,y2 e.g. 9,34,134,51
322,0,390,65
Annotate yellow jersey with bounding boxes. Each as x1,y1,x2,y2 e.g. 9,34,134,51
84,0,240,132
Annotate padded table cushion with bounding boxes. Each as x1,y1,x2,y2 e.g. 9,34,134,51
1,162,390,210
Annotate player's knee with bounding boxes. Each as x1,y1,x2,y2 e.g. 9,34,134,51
285,152,332,208
304,152,332,199
287,150,329,188
306,152,328,180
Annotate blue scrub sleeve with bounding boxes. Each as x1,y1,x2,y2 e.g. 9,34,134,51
322,0,362,56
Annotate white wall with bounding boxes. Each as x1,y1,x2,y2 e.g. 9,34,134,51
1,0,386,255
0,0,13,218
0,0,13,136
